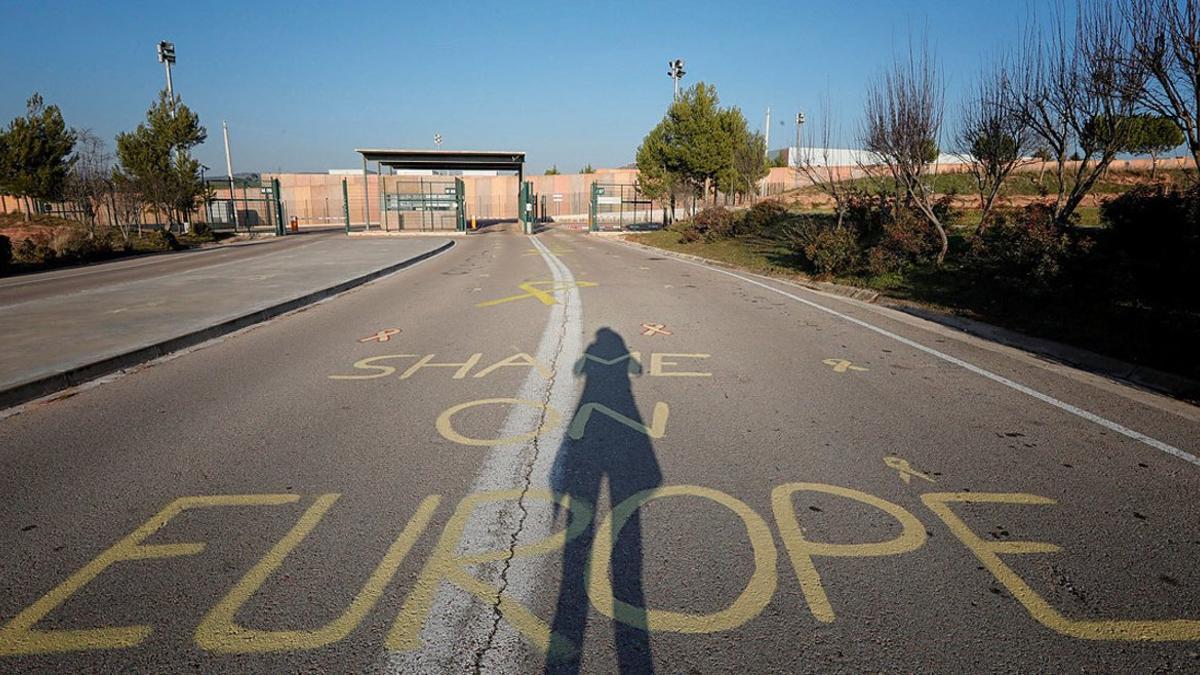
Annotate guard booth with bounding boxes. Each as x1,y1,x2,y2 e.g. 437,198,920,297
518,181,538,234
355,149,525,233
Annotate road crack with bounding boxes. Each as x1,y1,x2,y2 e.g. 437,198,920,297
472,262,573,674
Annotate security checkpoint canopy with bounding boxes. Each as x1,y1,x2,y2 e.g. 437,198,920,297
354,148,525,173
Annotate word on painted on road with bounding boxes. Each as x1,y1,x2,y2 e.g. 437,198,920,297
823,358,867,373
475,280,597,308
640,323,672,337
359,328,402,343
4,480,1198,658
883,456,936,484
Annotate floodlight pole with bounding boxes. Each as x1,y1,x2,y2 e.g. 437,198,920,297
157,40,177,116
223,121,240,232
795,112,806,167
668,58,685,100
764,107,771,158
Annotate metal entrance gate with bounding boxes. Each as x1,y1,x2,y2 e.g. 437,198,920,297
205,178,287,236
380,177,466,232
588,183,659,232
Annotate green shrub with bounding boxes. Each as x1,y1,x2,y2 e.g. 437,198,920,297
742,200,788,234
49,228,112,262
190,221,214,240
149,229,182,251
804,227,862,276
0,235,10,273
785,216,864,276
1101,183,1199,309
840,189,948,266
670,206,739,243
15,234,54,264
965,204,1077,294
866,246,903,275
694,206,737,242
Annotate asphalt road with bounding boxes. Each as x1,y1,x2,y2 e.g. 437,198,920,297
1,228,1199,673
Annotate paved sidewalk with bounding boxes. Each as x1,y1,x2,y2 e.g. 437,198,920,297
0,236,451,407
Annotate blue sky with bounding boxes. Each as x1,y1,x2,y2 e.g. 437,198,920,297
0,0,1028,174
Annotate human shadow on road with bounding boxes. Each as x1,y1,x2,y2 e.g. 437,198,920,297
546,327,662,674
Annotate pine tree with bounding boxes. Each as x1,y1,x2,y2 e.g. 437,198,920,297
115,91,207,227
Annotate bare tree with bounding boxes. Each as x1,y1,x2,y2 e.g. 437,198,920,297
110,173,144,244
862,38,950,265
63,130,114,237
957,62,1032,231
795,97,853,228
1125,0,1200,176
1008,1,1147,225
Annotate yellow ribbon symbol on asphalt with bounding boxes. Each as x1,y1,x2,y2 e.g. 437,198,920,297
883,456,936,485
822,358,868,373
476,280,597,308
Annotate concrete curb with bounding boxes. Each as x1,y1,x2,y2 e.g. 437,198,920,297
609,235,881,302
0,239,455,410
887,303,1200,402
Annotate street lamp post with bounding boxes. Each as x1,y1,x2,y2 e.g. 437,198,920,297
667,59,686,100
156,41,176,109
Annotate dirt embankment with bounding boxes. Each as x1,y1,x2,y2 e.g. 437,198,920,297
0,213,86,243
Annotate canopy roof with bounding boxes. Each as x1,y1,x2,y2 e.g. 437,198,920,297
355,148,525,172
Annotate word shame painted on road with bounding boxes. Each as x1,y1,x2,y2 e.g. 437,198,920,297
4,482,1198,658
328,351,712,381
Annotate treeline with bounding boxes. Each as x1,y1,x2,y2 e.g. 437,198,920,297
0,90,208,240
795,0,1198,266
650,0,1198,376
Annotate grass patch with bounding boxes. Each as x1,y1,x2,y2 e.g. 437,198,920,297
628,229,806,276
629,225,1199,384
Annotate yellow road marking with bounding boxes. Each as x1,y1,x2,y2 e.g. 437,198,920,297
475,281,597,308
328,355,418,380
0,494,299,656
567,402,670,440
195,494,440,652
648,353,711,377
359,328,401,343
387,490,592,656
772,483,927,623
823,358,867,373
883,456,936,484
588,485,777,633
924,492,1200,641
435,398,562,447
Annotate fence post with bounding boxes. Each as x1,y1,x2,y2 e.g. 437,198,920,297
272,178,284,236
342,179,351,233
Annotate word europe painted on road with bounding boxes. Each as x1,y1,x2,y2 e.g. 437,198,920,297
2,482,1198,657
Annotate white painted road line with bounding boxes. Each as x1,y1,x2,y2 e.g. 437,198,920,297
383,235,583,674
662,253,1199,468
